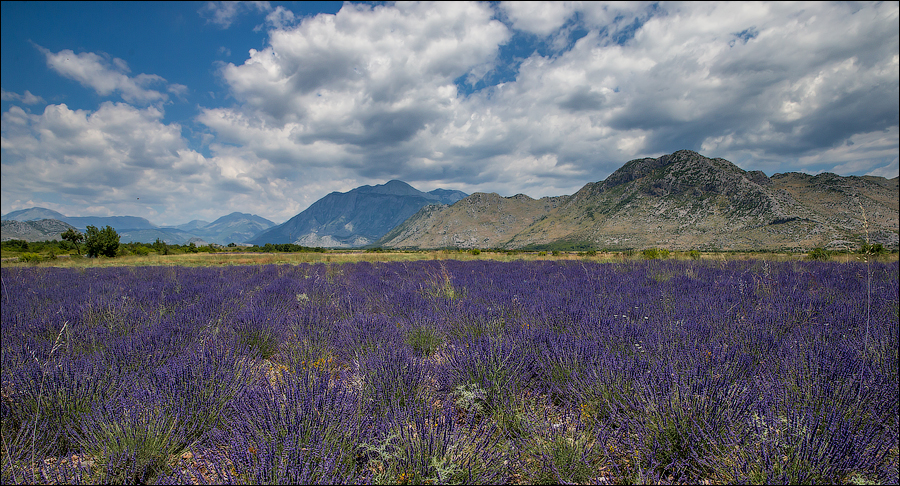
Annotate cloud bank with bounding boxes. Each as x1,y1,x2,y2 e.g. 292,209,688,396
2,1,897,225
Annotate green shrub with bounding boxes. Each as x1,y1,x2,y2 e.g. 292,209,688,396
18,252,44,263
469,248,481,255
3,239,30,251
642,248,670,259
859,243,887,255
689,249,701,260
807,248,829,261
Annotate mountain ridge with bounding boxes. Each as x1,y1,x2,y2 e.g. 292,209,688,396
379,150,899,251
3,160,897,250
247,180,468,247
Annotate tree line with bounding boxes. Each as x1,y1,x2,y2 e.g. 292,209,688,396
1,225,891,261
1,226,327,259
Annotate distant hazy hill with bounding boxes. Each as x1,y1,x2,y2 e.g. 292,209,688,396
1,208,274,245
1,219,77,242
192,212,275,245
1,207,67,222
1,208,157,232
379,150,899,251
173,220,211,232
64,216,158,231
116,228,199,246
118,213,274,245
248,180,468,247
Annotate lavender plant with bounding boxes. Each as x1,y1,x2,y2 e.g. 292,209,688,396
1,259,896,484
359,402,502,485
219,366,364,484
70,387,188,484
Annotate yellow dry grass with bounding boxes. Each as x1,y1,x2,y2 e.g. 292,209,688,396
2,248,895,268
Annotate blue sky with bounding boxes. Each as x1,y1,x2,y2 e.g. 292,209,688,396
2,1,898,226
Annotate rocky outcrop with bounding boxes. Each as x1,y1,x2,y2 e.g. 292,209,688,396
1,219,78,242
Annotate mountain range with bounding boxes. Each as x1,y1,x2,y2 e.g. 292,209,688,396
3,151,897,250
379,150,898,251
1,210,275,246
1,181,468,247
247,180,468,247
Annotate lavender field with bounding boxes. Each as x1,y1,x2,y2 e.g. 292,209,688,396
1,260,897,484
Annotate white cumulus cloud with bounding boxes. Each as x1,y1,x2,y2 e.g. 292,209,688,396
4,1,897,225
1,88,46,105
200,1,898,200
37,46,178,104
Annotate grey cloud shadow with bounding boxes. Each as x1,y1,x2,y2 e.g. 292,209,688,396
558,85,604,112
295,105,440,149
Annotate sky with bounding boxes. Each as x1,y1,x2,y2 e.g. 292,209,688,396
2,1,898,226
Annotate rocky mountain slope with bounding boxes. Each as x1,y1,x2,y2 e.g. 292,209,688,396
248,180,467,247
1,219,78,242
379,150,899,251
2,209,156,232
378,193,567,249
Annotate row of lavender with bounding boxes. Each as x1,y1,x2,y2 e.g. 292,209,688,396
1,260,897,484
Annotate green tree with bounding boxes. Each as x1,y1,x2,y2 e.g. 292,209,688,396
84,225,120,258
153,238,169,255
60,228,84,255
